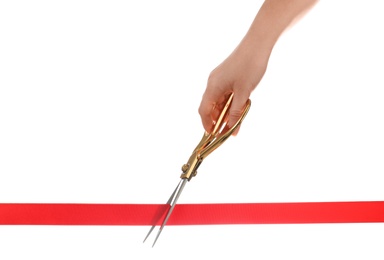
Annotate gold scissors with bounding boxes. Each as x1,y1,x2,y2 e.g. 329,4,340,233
143,93,251,247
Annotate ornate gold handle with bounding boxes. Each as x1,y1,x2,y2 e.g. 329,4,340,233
180,93,251,180
199,98,251,159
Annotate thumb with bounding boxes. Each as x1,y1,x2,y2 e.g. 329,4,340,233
227,91,250,136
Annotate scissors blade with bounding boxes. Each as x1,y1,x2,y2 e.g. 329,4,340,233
143,179,182,243
151,178,187,247
143,178,188,246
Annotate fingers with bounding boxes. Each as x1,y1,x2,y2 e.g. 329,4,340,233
227,87,251,136
199,87,250,136
198,102,214,133
198,89,222,133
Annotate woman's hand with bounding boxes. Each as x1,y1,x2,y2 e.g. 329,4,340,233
198,40,269,135
198,0,318,135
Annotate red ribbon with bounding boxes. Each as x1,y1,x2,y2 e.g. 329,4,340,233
1,201,384,225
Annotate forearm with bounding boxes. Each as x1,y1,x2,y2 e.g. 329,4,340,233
239,0,319,61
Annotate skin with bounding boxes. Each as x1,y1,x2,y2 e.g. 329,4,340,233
198,0,319,135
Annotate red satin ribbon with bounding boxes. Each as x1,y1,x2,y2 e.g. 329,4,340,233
1,202,384,225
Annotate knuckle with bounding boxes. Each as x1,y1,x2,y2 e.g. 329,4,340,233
207,71,221,88
230,110,243,120
198,104,211,118
198,105,205,116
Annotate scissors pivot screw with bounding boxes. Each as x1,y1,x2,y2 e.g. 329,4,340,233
181,164,189,172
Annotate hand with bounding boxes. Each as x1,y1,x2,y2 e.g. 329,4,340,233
198,40,270,136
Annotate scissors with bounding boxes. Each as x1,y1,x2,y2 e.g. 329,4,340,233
143,92,251,247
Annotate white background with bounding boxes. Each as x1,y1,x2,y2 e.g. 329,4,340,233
1,0,383,259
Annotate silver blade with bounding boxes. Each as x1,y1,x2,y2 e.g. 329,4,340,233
143,179,185,244
151,178,188,247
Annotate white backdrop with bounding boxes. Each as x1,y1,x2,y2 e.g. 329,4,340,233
1,1,383,259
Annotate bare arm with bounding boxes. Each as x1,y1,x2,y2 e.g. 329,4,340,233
199,0,319,134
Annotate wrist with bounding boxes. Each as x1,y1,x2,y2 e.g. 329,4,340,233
235,33,272,67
